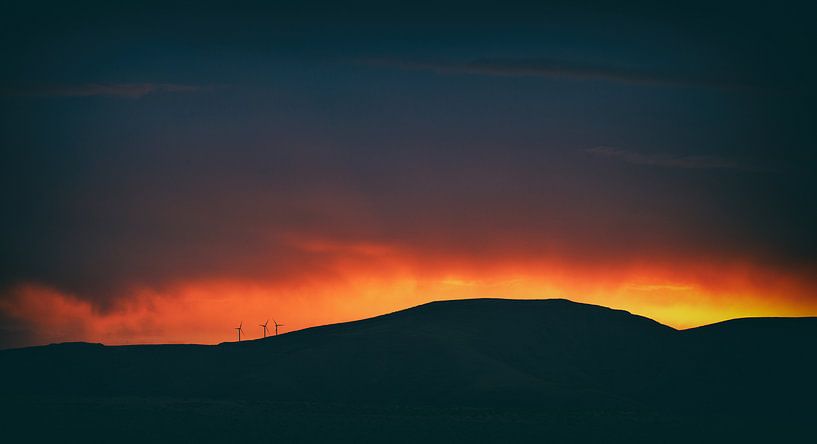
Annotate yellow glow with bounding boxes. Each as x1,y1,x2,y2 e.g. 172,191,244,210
4,261,816,347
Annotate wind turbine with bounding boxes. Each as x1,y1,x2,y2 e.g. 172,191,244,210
273,319,285,336
235,321,244,342
260,320,269,338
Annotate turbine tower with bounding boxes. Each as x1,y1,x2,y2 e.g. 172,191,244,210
235,321,244,342
260,320,269,338
273,319,285,336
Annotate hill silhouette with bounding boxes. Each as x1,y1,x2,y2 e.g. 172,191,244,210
1,298,815,443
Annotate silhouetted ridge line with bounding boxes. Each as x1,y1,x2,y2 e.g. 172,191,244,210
1,297,814,419
239,297,675,346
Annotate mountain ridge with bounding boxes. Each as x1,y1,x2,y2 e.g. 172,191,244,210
9,298,817,351
0,298,674,351
2,297,815,442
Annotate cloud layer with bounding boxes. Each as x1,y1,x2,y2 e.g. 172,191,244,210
586,146,768,171
6,83,204,99
367,57,749,89
1,1,815,348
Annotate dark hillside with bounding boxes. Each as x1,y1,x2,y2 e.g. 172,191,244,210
2,299,815,442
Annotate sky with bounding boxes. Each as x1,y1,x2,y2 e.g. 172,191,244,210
1,1,816,348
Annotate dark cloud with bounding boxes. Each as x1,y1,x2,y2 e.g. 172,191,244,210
0,310,34,350
365,58,753,90
5,83,206,99
585,146,770,171
0,0,815,319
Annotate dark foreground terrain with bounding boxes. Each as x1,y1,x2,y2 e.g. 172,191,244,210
1,298,815,442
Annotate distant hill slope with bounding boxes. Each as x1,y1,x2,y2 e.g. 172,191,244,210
1,298,815,412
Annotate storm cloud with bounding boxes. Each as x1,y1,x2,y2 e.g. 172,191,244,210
6,83,206,99
585,146,769,171
367,57,752,90
1,0,815,347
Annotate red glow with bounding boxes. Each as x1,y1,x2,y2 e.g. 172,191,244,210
3,250,816,346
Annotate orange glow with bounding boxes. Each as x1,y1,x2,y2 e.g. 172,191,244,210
2,252,816,346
